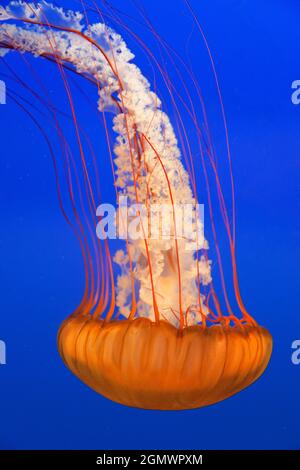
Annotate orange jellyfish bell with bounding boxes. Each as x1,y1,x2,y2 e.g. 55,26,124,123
0,2,273,410
58,315,272,410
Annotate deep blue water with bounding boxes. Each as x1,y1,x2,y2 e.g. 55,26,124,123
0,0,299,450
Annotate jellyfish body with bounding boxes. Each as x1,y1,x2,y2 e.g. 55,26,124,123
0,2,272,410
58,315,272,409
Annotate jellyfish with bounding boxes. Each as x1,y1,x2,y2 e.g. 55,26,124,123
0,1,272,410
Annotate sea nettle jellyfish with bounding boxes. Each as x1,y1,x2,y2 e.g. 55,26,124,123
0,1,272,409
